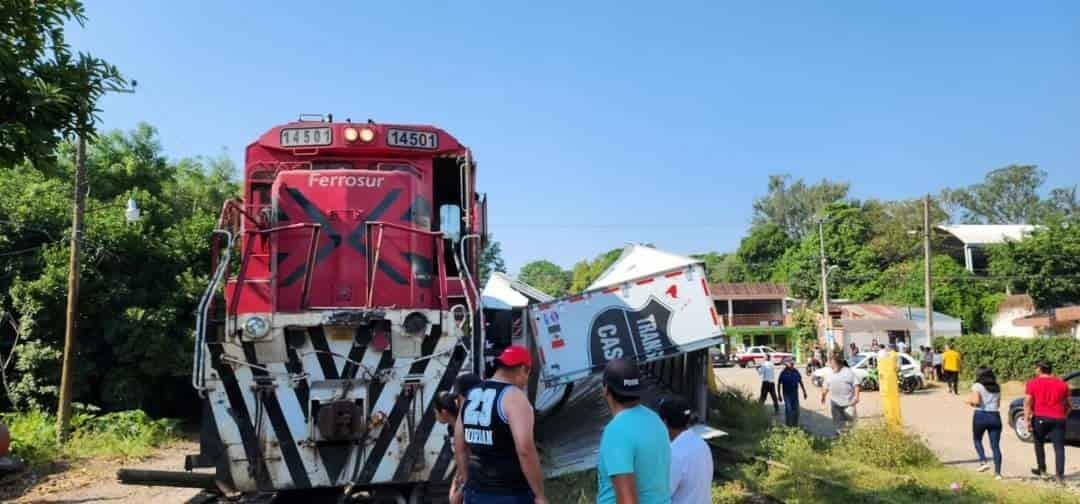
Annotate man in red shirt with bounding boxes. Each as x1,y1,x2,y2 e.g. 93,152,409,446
1023,360,1070,485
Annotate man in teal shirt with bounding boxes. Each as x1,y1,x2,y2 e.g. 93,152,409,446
597,359,671,504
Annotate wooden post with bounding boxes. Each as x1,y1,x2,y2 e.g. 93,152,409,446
923,195,934,343
57,135,86,442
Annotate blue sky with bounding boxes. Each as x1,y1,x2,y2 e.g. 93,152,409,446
70,2,1079,273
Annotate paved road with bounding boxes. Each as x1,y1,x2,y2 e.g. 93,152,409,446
715,366,1080,486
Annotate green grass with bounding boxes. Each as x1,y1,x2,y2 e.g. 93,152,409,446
549,388,1078,504
744,424,1076,504
2,409,179,467
548,469,597,503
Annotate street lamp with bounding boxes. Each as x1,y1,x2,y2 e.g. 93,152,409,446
125,197,141,224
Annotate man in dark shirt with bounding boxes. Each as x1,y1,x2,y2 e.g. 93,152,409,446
454,346,547,503
777,358,808,427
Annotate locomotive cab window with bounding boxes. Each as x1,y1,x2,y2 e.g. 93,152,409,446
432,156,468,277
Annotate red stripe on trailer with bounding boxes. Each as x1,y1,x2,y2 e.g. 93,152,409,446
664,271,683,278
710,306,720,326
636,278,655,285
700,278,710,296
568,295,584,303
602,287,620,294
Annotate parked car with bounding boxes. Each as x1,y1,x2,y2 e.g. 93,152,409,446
811,351,924,389
734,346,793,368
709,347,734,368
1007,371,1080,444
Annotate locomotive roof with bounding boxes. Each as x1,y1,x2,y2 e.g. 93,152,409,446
247,120,467,158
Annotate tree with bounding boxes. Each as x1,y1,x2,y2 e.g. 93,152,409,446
735,223,793,281
878,255,996,333
0,0,125,166
773,202,881,303
943,164,1077,224
568,248,622,293
989,218,1080,310
862,198,949,266
478,236,507,286
1,124,237,413
690,252,745,284
1046,186,1079,221
751,174,850,240
517,260,571,298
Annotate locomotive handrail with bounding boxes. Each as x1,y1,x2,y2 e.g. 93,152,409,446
218,199,262,230
244,222,318,235
193,229,233,395
236,222,322,311
364,221,448,309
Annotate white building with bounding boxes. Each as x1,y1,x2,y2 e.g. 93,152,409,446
823,304,962,351
937,224,1037,273
991,295,1038,338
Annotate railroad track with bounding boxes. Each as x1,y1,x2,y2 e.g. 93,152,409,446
118,469,450,504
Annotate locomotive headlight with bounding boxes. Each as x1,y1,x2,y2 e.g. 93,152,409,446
403,312,429,335
244,316,270,339
358,126,376,143
343,126,375,143
343,127,359,143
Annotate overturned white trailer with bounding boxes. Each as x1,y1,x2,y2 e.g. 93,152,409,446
481,245,726,476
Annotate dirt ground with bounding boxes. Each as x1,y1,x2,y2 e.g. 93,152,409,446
714,366,1080,489
0,439,204,504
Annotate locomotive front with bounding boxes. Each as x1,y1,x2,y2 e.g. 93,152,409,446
188,117,486,496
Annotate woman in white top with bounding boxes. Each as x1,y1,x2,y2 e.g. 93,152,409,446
965,366,1003,478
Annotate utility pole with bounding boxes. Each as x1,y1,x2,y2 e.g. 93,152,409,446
923,194,934,345
818,219,831,350
57,83,135,442
57,136,86,442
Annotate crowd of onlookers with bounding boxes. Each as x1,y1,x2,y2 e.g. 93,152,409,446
435,342,1070,503
757,343,1071,487
435,345,714,504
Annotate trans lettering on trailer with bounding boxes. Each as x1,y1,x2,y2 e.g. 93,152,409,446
588,298,675,368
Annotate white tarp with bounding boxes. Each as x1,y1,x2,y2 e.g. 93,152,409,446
588,244,702,290
481,272,554,310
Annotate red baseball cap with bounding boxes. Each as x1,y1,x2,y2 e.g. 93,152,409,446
496,345,532,368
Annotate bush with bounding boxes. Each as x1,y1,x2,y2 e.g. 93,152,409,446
830,424,938,470
935,335,1080,382
712,480,751,503
3,410,62,466
759,426,819,462
0,409,179,466
707,388,771,447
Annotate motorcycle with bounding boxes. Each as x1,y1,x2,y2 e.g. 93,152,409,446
862,367,922,394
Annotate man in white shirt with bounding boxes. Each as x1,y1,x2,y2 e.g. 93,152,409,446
757,359,779,415
659,395,712,504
